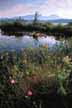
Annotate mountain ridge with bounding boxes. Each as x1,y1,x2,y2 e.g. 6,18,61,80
0,14,72,23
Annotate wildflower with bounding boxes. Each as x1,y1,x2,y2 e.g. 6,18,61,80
63,56,70,64
23,59,27,64
10,79,16,84
25,95,28,98
0,55,3,60
27,90,33,96
26,71,30,76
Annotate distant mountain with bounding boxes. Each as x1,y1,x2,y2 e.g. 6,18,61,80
47,19,72,23
21,14,72,23
20,14,60,20
0,14,72,23
47,15,60,19
0,14,60,22
38,15,61,20
19,14,72,23
21,15,34,20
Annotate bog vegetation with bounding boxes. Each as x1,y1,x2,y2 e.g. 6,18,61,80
0,42,72,107
0,13,72,107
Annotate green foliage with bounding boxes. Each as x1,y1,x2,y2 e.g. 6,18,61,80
33,12,39,25
0,44,71,97
0,20,72,38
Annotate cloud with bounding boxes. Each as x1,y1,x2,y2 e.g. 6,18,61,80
0,4,34,17
0,0,72,18
38,0,72,18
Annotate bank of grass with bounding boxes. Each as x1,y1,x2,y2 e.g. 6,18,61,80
0,42,72,98
0,42,72,107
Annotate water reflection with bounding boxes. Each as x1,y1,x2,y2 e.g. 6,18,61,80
0,34,61,52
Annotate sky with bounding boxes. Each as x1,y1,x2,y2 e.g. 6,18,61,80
0,0,72,18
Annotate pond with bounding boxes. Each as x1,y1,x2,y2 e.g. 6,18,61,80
0,33,63,52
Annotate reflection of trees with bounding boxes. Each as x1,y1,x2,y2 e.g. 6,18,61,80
34,39,39,48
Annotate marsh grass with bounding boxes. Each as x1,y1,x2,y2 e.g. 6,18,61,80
0,43,71,96
0,42,72,107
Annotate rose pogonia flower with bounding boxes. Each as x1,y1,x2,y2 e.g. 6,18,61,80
10,79,16,84
27,90,33,96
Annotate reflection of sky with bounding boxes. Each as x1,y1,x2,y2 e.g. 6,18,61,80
0,0,72,18
38,36,60,47
0,35,62,52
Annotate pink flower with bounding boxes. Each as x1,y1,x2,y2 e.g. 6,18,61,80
10,79,16,84
27,90,33,96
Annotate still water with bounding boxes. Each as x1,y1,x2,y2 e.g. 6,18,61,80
0,34,62,52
